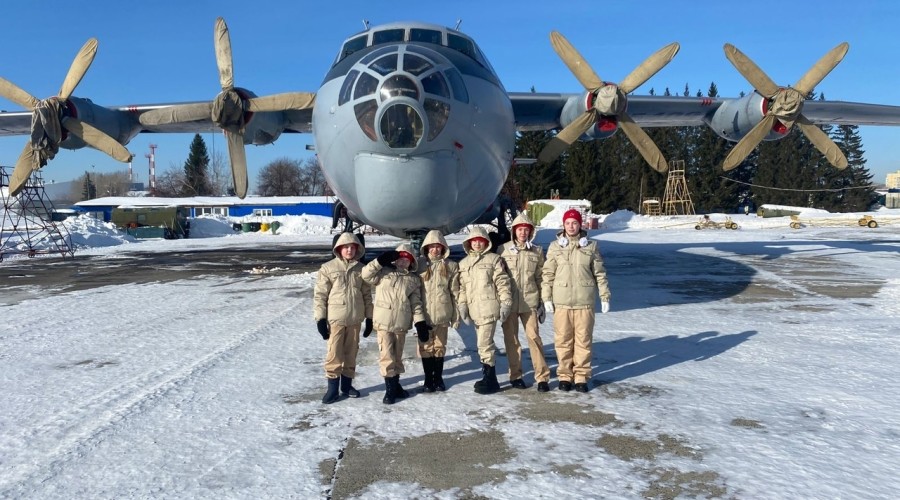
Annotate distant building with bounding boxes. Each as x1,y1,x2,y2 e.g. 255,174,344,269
887,171,900,189
73,196,334,222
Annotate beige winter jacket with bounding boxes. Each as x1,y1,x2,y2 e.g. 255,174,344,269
499,213,544,313
313,232,373,325
541,230,611,309
458,226,512,325
362,242,426,332
418,230,460,327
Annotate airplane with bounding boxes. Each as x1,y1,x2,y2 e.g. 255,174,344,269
2,18,900,248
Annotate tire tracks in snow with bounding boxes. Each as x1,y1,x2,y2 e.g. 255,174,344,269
0,285,305,497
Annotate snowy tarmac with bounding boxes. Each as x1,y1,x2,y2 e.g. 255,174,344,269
2,212,899,498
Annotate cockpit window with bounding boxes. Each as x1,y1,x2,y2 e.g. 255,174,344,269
354,73,379,100
354,100,378,141
339,35,367,62
372,29,404,45
410,28,442,45
338,69,359,106
403,54,432,76
370,54,398,76
424,99,450,141
447,34,476,59
360,45,395,65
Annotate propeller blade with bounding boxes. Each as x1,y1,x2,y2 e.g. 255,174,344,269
796,115,848,169
722,114,776,171
618,112,668,172
0,77,39,109
58,38,98,100
138,103,213,126
214,17,235,91
225,130,248,198
618,42,680,94
61,116,133,162
794,42,849,96
247,92,316,112
723,44,780,97
7,143,37,197
549,31,602,90
537,111,597,164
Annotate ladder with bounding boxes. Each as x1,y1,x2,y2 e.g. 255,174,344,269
661,160,695,216
1,166,75,261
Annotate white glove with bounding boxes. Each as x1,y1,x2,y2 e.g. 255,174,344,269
536,302,546,324
458,304,471,325
601,301,610,314
544,301,554,314
499,303,512,323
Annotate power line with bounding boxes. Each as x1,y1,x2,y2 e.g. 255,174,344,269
719,177,874,193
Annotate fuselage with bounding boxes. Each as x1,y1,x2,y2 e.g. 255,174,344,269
311,22,515,238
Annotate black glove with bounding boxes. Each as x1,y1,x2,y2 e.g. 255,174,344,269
414,321,432,342
363,318,373,338
376,250,401,267
316,318,330,340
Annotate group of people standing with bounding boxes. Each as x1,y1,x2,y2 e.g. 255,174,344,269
312,208,611,405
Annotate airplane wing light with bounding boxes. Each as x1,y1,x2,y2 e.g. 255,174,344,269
0,39,133,196
537,31,679,173
722,42,850,171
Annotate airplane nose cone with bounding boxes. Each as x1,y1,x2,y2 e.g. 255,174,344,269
353,151,459,233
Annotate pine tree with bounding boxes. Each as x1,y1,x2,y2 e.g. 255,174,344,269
81,172,97,200
182,134,213,196
831,124,876,211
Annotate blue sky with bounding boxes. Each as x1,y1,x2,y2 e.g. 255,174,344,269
1,0,898,189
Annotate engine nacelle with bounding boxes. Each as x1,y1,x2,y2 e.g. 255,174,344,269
705,92,789,143
235,88,285,145
61,97,144,151
559,91,617,140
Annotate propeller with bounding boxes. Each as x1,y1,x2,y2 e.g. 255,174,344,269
538,32,679,173
138,17,316,198
0,38,133,196
722,42,849,171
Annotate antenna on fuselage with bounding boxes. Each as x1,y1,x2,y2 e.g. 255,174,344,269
455,19,462,30
362,19,369,30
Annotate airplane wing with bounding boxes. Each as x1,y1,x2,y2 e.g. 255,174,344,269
511,92,900,131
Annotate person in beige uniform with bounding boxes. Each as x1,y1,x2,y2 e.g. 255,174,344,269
457,226,513,394
313,232,374,404
362,243,430,404
542,209,611,393
417,230,460,392
499,212,551,392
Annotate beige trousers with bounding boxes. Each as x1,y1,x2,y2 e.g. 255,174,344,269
553,308,595,384
417,325,449,358
475,322,498,366
501,311,550,383
323,323,360,379
377,329,407,377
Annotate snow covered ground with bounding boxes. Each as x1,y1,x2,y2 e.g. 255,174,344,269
2,208,900,498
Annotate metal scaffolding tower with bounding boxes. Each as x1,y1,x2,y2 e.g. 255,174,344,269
661,160,695,216
1,165,74,261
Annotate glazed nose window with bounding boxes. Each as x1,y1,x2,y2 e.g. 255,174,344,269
380,103,423,149
380,75,419,101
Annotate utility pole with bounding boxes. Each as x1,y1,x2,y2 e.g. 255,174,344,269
145,144,157,193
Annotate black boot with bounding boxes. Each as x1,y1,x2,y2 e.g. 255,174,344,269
475,364,500,394
382,377,396,405
434,357,446,392
340,375,360,398
322,377,340,404
392,375,410,399
421,358,436,393
473,364,488,391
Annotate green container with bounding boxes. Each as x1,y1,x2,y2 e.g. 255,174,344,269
270,221,281,234
241,222,251,232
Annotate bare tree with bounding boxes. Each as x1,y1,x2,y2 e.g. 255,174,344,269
209,150,230,196
154,162,189,197
299,156,329,195
257,158,303,196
